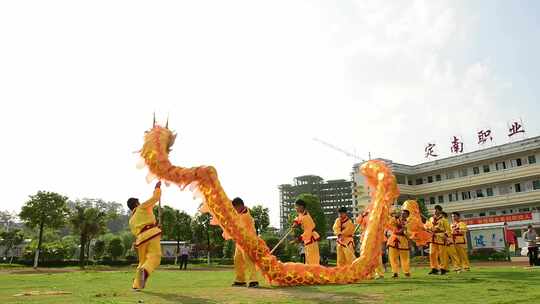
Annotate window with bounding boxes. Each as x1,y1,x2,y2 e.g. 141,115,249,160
519,208,530,212
438,195,444,203
479,212,486,217
483,164,490,173
473,167,480,175
528,155,537,164
489,211,497,216
501,210,507,215
448,193,454,202
515,183,522,193
496,161,507,170
516,158,522,167
461,191,471,200
464,214,473,219
533,180,540,190
499,185,509,195
429,197,436,205
427,176,433,183
486,187,494,197
415,178,423,185
408,180,413,186
476,189,484,198
446,171,455,180
435,174,442,182
459,168,468,177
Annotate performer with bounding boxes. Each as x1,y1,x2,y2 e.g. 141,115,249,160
451,212,470,271
293,199,320,265
231,197,259,288
127,181,163,290
333,207,356,266
425,205,450,275
387,208,411,278
442,212,461,272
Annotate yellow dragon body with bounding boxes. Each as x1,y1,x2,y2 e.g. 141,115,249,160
139,124,402,286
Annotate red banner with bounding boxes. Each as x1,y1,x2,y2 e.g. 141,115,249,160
464,212,532,225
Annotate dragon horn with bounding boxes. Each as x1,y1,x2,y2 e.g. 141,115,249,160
165,114,169,129
153,112,156,127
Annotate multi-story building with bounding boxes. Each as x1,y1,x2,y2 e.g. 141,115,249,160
351,136,540,232
279,175,353,232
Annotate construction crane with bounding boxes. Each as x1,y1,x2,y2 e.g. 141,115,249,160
312,137,369,161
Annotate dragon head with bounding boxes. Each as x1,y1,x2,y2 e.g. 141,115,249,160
140,114,177,167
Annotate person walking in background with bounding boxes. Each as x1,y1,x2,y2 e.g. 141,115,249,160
504,222,517,255
179,244,189,270
523,225,538,267
299,244,305,264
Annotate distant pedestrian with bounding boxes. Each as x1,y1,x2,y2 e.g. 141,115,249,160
299,244,305,264
522,225,538,266
179,245,189,270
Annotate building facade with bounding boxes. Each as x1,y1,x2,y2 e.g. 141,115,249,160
279,175,353,232
352,136,540,231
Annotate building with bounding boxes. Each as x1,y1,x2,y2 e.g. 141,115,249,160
279,175,353,232
351,136,540,233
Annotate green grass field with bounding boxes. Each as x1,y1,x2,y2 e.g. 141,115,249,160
0,264,539,304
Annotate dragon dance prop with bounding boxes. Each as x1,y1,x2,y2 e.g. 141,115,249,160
138,123,404,286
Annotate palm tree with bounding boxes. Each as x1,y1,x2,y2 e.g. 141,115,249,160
70,204,107,268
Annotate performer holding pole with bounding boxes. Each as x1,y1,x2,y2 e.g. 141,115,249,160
443,212,461,272
127,181,163,290
231,197,259,288
451,212,470,271
387,208,411,278
426,205,450,275
292,199,320,265
333,207,356,266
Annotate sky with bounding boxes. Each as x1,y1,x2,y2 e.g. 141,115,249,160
1,0,540,227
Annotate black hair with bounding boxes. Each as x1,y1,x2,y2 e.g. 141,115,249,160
295,199,306,208
232,197,244,207
127,198,139,211
442,212,448,218
528,224,533,229
434,205,443,211
338,207,348,213
452,212,461,217
402,209,410,216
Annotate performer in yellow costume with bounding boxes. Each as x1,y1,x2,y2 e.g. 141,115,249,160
425,205,450,275
442,212,461,272
293,199,320,265
451,212,470,271
333,207,356,266
387,209,411,278
127,181,162,290
231,197,259,288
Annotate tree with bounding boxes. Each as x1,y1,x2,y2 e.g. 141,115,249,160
290,194,327,239
0,229,24,263
93,240,106,260
191,212,224,264
108,238,124,261
19,191,69,268
69,201,108,268
417,199,429,222
0,210,17,232
251,205,270,235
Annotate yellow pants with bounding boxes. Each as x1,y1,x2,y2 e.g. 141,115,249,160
388,247,410,275
133,237,162,289
336,244,355,267
447,245,461,270
455,244,470,270
234,247,257,283
375,255,385,277
305,242,320,265
429,243,448,270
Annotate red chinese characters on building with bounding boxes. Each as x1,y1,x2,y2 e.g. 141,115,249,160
508,121,525,137
424,143,438,158
477,129,493,145
464,212,532,225
450,136,464,154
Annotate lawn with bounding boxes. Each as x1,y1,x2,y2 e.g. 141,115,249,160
0,264,539,304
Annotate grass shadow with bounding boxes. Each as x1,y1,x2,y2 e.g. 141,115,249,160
144,291,216,304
